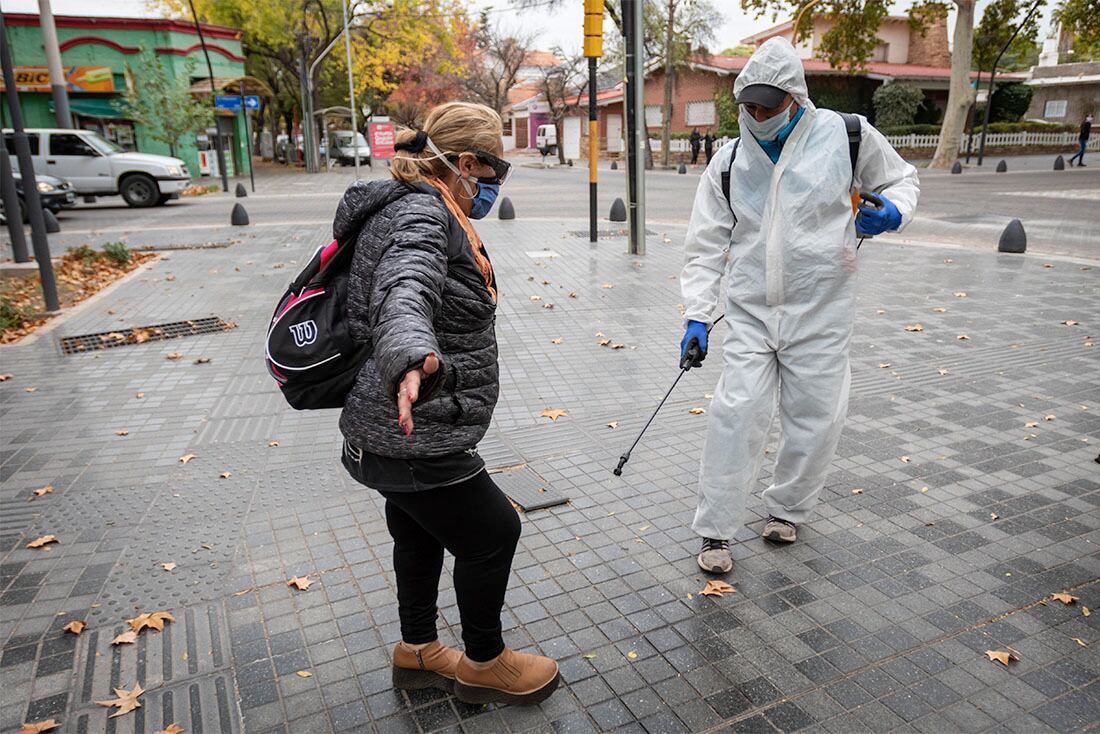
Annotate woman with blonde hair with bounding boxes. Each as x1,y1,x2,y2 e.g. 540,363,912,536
333,101,560,706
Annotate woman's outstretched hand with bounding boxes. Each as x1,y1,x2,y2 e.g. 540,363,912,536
397,352,439,436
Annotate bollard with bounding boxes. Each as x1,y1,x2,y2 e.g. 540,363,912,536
951,161,962,174
609,197,627,222
1053,155,1065,171
42,208,60,233
235,183,247,197
678,163,687,174
996,160,1007,173
998,218,1026,254
498,196,515,220
610,160,618,170
230,203,249,225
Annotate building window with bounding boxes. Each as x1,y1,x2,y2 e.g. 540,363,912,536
870,44,889,62
645,104,662,127
1044,99,1067,118
685,100,716,126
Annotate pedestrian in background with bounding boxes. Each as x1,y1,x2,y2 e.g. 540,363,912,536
690,127,702,164
1068,113,1092,167
334,101,560,706
704,128,715,163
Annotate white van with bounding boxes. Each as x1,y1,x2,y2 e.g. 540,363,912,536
327,130,371,167
535,124,557,156
4,128,191,208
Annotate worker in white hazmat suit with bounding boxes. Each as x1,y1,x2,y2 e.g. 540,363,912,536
680,38,920,574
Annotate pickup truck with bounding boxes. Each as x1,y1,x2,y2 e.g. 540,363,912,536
3,128,191,208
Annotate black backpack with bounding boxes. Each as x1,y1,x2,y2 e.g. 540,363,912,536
720,111,862,212
265,236,372,410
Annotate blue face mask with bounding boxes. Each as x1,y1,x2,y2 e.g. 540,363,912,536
469,181,500,219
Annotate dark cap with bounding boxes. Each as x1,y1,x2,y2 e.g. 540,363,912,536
735,83,788,108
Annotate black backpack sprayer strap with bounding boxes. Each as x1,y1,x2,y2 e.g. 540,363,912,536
613,315,725,476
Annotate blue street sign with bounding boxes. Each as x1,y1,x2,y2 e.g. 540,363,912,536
244,95,260,110
215,95,242,110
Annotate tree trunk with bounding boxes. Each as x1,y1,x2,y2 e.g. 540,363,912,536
556,117,566,165
930,0,977,169
660,0,675,168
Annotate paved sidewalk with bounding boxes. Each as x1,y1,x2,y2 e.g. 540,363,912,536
1,207,1098,733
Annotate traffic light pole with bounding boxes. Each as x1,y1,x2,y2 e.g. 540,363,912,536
623,0,646,255
583,0,604,244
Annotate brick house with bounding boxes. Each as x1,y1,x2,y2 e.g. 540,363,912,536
1025,61,1099,125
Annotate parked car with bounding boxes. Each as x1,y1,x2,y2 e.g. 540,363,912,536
0,171,76,222
535,124,558,156
276,134,328,166
3,128,191,208
327,130,371,167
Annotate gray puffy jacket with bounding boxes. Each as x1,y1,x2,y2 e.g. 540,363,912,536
335,179,499,458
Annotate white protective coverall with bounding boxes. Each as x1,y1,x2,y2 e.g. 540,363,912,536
682,38,920,540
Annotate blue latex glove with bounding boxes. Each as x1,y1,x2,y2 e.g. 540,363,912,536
680,320,709,369
855,193,902,236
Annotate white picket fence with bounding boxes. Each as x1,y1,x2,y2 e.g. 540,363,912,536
648,130,1097,154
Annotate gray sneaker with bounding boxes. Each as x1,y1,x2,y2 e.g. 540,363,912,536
763,516,797,543
697,538,732,574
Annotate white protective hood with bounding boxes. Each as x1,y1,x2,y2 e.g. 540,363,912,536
733,37,810,107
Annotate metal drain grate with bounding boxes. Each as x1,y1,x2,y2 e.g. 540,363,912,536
568,228,657,238
59,317,235,355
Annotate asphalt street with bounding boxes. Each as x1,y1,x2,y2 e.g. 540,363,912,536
9,153,1100,261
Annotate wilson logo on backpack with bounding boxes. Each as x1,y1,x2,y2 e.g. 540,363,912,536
289,320,318,348
265,238,372,410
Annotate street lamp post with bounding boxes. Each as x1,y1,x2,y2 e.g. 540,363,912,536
976,0,1043,166
965,34,991,164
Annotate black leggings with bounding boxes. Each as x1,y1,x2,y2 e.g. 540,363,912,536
380,471,521,662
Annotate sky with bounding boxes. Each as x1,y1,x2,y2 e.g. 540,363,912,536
0,0,1057,56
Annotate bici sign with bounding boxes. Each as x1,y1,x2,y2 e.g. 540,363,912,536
0,66,115,93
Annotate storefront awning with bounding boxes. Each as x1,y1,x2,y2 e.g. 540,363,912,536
49,96,128,119
190,75,273,96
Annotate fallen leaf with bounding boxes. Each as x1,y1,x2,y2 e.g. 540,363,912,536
96,683,144,718
689,407,706,415
937,368,949,376
700,580,737,597
1073,638,1087,647
295,670,313,678
529,295,542,301
111,630,138,646
551,338,563,345
878,363,891,369
18,721,59,734
178,454,197,464
920,486,929,493
540,408,568,421
1043,263,1053,269
610,343,625,349
27,535,58,549
601,283,614,289
1044,414,1056,421
943,258,953,263
607,421,619,429
904,324,924,332
957,334,970,341
165,274,176,282
25,387,37,393
193,357,211,364
0,374,12,381
166,352,183,360
63,620,86,635
287,575,313,590
954,291,967,298
851,488,864,495
1061,320,1078,326
933,307,947,313
31,485,53,499
1084,607,1091,617
876,309,886,315
626,651,638,659
115,430,129,436
990,513,999,521
1025,421,1039,428
219,472,232,479
268,440,280,447
154,725,184,734
135,392,145,399
900,456,911,463
595,332,605,337
568,292,578,298
543,303,555,310
127,611,175,633
161,562,177,572
582,653,596,660
985,649,1019,666
1051,592,1079,605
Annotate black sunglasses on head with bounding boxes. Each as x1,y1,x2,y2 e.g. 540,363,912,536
450,149,512,185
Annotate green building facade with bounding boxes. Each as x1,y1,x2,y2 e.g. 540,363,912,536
2,13,252,179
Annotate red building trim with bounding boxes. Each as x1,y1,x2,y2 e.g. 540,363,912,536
58,36,141,55
3,13,242,41
156,43,246,63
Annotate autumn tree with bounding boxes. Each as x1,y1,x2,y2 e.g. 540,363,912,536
122,51,212,157
536,49,590,165
1054,0,1100,61
973,0,1043,72
459,14,536,115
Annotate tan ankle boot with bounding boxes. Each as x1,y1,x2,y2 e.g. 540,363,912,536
454,648,560,706
391,640,462,693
